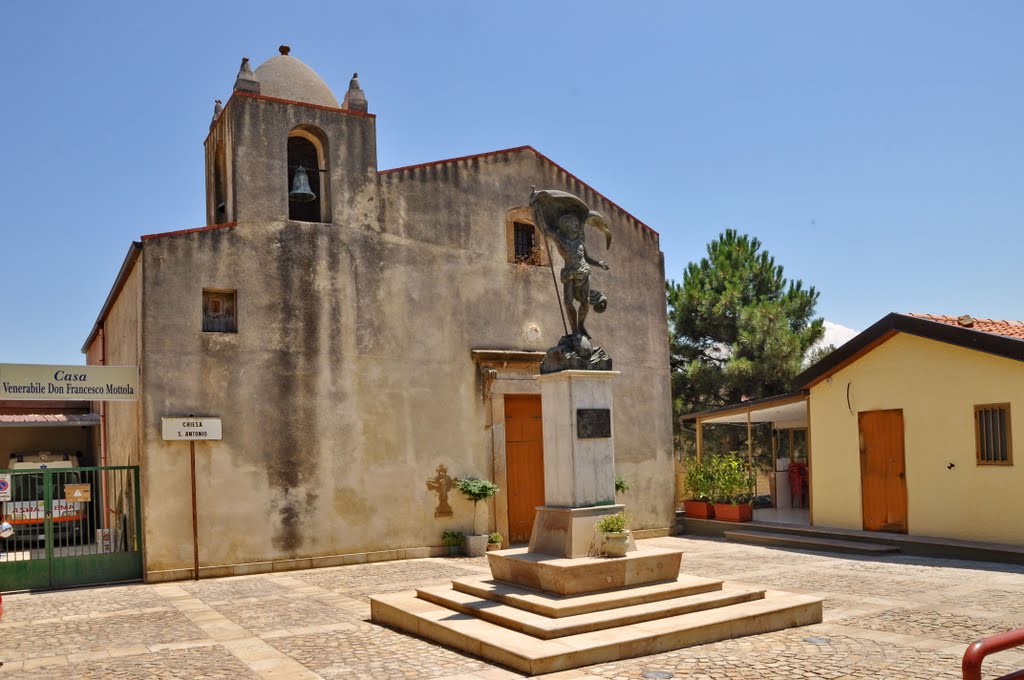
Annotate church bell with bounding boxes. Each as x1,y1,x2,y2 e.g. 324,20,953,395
289,166,316,203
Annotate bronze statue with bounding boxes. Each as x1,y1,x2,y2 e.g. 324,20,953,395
529,188,613,373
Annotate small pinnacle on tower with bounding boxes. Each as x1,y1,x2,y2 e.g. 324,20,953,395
279,45,291,55
233,56,261,94
342,71,368,113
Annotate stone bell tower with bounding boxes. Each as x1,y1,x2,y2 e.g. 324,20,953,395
204,46,377,227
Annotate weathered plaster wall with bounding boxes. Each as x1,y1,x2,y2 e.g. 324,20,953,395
379,150,674,532
809,333,1024,545
103,261,143,468
221,96,377,226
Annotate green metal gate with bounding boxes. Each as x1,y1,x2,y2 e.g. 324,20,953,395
0,466,142,591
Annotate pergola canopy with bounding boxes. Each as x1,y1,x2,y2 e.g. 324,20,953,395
681,392,808,429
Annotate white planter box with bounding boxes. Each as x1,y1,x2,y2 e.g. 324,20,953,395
464,534,488,557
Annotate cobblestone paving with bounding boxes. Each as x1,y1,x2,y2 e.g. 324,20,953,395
738,564,951,600
0,646,260,679
267,626,492,678
3,538,1024,679
212,595,361,633
290,559,487,592
0,583,167,622
840,608,1022,643
935,587,1024,618
291,558,491,603
1,609,209,660
180,575,285,603
582,631,1019,680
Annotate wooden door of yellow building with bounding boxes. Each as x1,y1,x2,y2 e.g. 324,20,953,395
504,395,545,544
858,409,908,533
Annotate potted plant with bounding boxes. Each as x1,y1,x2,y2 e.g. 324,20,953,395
441,530,464,556
486,532,503,551
455,477,500,556
682,456,716,519
594,511,630,557
710,451,756,522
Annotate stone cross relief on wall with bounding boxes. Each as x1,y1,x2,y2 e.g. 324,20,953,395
425,464,455,518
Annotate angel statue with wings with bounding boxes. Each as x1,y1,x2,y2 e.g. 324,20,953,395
529,188,614,373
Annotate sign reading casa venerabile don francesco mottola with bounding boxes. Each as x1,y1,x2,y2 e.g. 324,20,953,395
0,364,139,401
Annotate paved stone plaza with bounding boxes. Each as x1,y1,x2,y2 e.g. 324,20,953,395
2,535,1023,679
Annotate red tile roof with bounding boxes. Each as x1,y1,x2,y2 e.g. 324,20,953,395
908,314,1024,340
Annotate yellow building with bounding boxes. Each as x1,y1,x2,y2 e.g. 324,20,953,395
801,312,1024,546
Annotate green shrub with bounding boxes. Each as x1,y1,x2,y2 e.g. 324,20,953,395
682,456,716,501
487,532,502,544
709,452,756,504
614,474,631,494
595,511,630,534
441,530,464,547
454,478,500,503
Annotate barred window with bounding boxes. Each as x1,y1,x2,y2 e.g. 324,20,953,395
513,222,538,264
975,403,1012,465
203,289,237,333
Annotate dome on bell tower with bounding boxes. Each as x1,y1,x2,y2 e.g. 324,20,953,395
252,45,340,108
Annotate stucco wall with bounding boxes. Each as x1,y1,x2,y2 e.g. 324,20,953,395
809,333,1024,545
102,261,143,468
379,151,673,529
214,96,377,227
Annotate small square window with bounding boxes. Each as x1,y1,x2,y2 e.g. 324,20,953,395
203,289,237,333
513,222,539,264
975,403,1012,465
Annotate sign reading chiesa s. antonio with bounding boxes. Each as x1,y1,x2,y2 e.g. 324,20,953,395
0,364,139,401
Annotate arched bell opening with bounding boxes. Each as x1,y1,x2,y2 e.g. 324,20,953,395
213,141,229,222
287,126,330,223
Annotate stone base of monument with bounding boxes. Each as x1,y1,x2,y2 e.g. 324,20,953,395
528,504,633,558
370,544,822,675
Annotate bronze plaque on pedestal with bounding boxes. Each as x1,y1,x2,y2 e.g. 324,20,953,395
577,409,611,438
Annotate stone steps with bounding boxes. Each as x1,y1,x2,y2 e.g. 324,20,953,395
418,581,765,639
450,573,724,617
370,545,822,674
724,529,901,555
371,587,822,676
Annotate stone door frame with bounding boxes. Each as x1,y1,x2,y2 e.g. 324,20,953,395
471,350,544,546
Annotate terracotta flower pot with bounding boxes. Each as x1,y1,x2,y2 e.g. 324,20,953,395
683,500,715,519
713,502,753,522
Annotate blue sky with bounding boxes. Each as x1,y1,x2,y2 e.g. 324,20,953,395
1,1,1021,364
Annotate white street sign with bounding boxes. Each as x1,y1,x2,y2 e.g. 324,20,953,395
0,364,139,401
161,417,223,441
0,474,10,501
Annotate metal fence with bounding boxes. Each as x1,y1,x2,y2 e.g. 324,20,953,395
0,466,141,591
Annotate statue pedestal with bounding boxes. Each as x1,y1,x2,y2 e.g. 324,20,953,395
528,370,623,558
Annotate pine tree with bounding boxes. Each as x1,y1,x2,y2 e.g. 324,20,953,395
667,229,825,420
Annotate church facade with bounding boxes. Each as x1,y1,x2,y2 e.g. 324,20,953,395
84,47,674,582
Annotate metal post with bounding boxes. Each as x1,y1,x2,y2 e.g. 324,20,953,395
747,412,753,461
543,234,569,336
190,440,199,580
696,418,704,465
